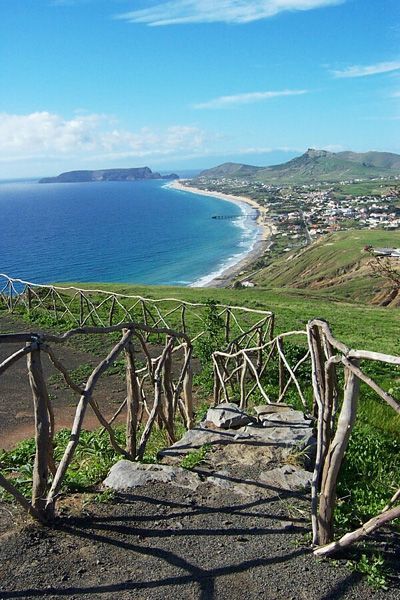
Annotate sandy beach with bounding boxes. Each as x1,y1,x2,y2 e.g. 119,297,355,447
167,179,275,287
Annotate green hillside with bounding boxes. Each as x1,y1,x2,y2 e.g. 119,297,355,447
252,229,400,304
337,151,400,170
199,148,400,184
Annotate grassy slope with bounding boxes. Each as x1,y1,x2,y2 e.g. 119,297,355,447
253,230,400,304
56,281,400,355
334,180,400,197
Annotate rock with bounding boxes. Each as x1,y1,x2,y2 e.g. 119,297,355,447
238,422,313,449
206,470,232,490
254,403,292,417
103,460,201,491
259,465,312,491
261,409,312,426
159,425,253,462
205,403,252,429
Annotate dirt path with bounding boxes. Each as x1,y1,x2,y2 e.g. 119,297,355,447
0,482,398,600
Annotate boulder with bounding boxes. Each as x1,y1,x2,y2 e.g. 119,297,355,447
205,403,252,429
104,460,201,492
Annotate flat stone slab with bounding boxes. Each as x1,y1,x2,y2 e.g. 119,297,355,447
260,409,312,426
104,460,201,492
254,403,292,417
259,465,312,491
205,403,252,429
159,425,254,461
239,422,314,449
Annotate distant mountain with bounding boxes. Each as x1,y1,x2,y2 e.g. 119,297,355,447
198,149,400,184
39,167,179,184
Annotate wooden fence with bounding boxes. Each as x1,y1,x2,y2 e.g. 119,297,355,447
0,322,193,522
0,274,274,349
213,319,400,556
0,275,399,557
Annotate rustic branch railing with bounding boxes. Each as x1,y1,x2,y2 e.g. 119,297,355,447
212,319,400,557
0,274,274,350
307,319,400,557
212,330,309,409
0,276,398,558
0,322,193,521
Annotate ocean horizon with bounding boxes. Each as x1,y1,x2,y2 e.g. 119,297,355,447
0,178,260,287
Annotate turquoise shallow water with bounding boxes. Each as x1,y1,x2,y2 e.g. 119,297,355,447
0,179,259,286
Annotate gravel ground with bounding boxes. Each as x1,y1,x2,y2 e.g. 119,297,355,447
0,482,398,600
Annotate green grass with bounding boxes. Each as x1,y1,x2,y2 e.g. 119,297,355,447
180,444,211,469
0,424,184,500
334,180,399,197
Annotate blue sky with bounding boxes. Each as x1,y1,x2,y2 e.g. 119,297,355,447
1,0,399,177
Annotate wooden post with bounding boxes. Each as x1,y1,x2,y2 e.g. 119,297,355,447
181,304,186,334
161,338,176,444
213,360,221,406
125,337,140,458
27,287,32,313
269,314,275,341
52,290,59,324
256,327,263,374
183,346,194,428
225,309,231,344
79,292,84,325
308,322,327,546
239,361,247,410
317,360,360,545
27,345,50,516
278,337,286,396
141,300,148,326
109,296,116,326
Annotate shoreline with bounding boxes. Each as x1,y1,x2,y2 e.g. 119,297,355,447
167,179,274,288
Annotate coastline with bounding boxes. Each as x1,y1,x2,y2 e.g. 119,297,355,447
167,179,274,288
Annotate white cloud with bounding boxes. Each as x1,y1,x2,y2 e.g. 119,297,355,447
117,0,343,26
332,60,400,78
193,89,308,109
0,112,209,162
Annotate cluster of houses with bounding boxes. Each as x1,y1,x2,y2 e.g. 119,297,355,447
190,176,400,255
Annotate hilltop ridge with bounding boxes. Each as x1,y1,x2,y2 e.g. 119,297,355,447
199,149,400,183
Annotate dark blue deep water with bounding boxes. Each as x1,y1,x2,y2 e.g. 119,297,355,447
0,179,259,286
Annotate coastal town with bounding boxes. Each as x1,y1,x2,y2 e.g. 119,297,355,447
182,175,400,266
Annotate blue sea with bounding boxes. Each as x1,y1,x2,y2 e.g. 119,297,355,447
0,179,260,287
